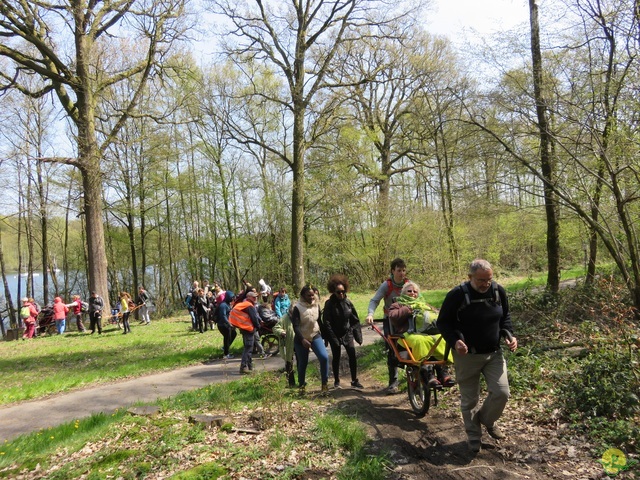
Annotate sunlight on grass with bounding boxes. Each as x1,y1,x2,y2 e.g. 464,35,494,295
0,317,229,405
0,411,125,472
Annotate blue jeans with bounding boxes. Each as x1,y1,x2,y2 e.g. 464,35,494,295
55,319,66,335
241,329,255,370
294,336,329,387
188,310,197,330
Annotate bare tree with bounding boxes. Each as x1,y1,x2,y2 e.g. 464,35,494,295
210,0,419,290
0,0,189,310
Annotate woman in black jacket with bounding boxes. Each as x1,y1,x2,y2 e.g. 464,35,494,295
322,274,363,389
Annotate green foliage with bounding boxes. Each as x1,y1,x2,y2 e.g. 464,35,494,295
584,418,640,453
504,349,550,395
509,275,639,451
169,462,226,479
313,413,368,452
338,451,391,480
556,347,639,420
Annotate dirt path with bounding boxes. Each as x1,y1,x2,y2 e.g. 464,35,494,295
329,371,605,480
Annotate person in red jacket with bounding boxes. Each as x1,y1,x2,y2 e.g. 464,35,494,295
229,290,261,374
52,296,69,335
20,298,38,339
66,295,86,333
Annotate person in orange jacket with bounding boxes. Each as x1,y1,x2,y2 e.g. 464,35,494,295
229,290,261,374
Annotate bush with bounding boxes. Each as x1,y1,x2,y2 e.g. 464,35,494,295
556,347,639,420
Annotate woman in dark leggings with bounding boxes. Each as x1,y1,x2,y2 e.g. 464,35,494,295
119,291,132,334
216,290,238,358
322,274,363,389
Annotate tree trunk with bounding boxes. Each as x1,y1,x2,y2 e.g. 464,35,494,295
529,0,560,294
0,230,16,329
291,107,306,292
436,151,460,275
79,112,111,313
36,155,50,305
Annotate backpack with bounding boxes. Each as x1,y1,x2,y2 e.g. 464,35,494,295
457,281,501,314
20,305,31,319
80,301,89,313
384,277,409,302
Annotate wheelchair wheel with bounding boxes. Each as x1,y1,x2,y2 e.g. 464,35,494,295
261,334,280,356
407,366,431,417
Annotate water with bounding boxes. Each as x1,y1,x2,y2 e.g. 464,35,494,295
0,271,84,308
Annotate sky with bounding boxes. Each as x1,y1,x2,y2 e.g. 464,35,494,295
424,0,530,42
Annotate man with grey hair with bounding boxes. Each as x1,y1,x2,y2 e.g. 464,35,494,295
436,259,517,454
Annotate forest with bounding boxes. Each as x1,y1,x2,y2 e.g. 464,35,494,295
0,0,638,322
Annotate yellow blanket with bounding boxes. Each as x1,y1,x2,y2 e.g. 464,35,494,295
401,334,453,362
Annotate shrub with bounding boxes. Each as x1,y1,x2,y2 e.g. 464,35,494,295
556,347,639,420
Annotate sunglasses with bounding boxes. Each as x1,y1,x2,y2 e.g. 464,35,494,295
335,289,346,294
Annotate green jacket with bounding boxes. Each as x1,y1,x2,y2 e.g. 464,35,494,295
272,312,295,363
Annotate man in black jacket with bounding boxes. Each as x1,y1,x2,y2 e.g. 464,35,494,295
436,259,517,453
88,291,104,335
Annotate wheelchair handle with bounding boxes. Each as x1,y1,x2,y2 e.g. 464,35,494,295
501,329,514,342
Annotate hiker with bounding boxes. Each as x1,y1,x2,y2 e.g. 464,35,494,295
137,285,151,325
193,288,209,333
272,306,296,387
20,297,38,339
436,258,518,453
273,287,291,318
291,285,330,394
214,283,226,306
66,295,87,333
120,292,133,334
185,290,197,331
229,290,261,374
322,274,363,389
388,281,454,388
258,278,272,303
88,291,104,335
216,290,237,359
365,258,410,394
205,289,216,331
52,296,69,335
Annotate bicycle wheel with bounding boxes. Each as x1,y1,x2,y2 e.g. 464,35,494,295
261,334,280,356
407,366,431,417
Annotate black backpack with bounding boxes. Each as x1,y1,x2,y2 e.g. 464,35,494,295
457,281,501,314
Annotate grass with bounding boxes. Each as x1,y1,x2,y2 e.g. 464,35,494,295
0,316,225,405
0,370,388,479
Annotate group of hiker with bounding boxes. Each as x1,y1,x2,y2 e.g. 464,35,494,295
18,286,153,338
218,256,517,454
364,257,518,454
18,257,517,454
